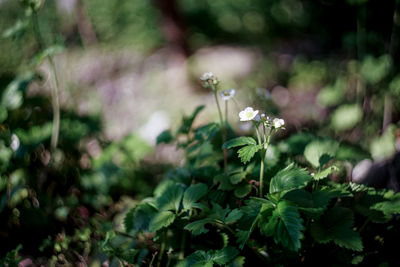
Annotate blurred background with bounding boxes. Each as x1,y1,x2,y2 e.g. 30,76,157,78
1,0,400,264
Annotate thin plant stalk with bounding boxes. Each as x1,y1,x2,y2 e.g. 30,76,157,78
255,126,264,197
32,10,61,150
213,87,228,173
258,125,272,198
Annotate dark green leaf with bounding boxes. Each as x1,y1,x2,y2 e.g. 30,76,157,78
124,202,157,232
234,183,252,198
214,174,235,191
311,207,363,251
212,246,239,265
156,130,173,144
184,218,213,235
195,123,220,141
183,183,208,210
149,211,176,232
225,209,243,224
156,183,184,211
260,201,304,251
178,105,205,134
283,189,335,218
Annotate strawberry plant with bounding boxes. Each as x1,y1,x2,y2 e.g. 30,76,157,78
101,74,400,266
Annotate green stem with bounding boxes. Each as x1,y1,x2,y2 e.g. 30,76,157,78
178,231,186,260
259,128,272,198
213,88,227,173
32,10,60,150
255,126,264,197
157,233,166,267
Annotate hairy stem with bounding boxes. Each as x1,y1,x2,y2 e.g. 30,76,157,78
213,89,228,173
32,10,61,150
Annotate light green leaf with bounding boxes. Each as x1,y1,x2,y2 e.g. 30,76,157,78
229,170,247,185
228,256,245,267
360,55,391,84
304,140,339,168
148,211,176,232
314,165,339,180
317,77,346,107
371,198,400,216
331,104,363,131
269,163,312,195
223,137,257,149
238,145,261,163
183,183,208,210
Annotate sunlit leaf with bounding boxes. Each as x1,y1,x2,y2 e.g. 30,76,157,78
223,137,257,149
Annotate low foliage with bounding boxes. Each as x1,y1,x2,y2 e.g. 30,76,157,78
101,104,400,266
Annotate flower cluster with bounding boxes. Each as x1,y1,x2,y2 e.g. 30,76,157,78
239,106,285,129
200,72,219,89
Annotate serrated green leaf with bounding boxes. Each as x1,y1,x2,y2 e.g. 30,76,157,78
260,201,304,251
124,203,157,232
371,198,400,216
225,209,243,224
184,218,213,235
195,123,220,141
212,247,239,265
234,183,252,198
304,140,339,168
283,189,335,218
235,199,265,249
209,203,231,221
156,183,184,211
311,207,363,251
238,145,261,163
148,211,176,232
223,137,257,149
269,163,312,195
183,183,208,211
314,165,339,180
178,105,205,134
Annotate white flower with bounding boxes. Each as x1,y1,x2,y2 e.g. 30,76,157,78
10,134,20,151
273,118,285,128
200,72,214,81
219,89,235,101
239,107,259,121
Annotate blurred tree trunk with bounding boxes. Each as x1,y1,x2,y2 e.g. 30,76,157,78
153,0,190,56
383,0,400,131
75,0,97,46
